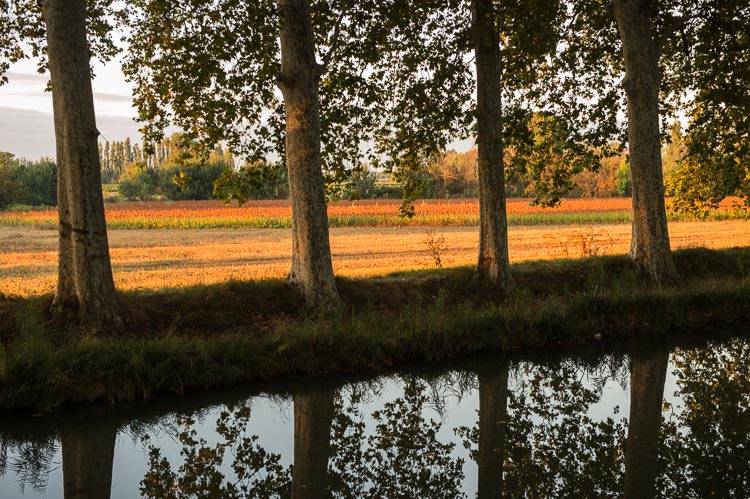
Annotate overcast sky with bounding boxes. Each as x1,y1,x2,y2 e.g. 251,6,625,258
0,57,141,159
1,56,474,161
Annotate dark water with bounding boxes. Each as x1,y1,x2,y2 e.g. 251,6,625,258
1,332,748,498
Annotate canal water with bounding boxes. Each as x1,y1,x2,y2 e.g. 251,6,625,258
0,331,747,498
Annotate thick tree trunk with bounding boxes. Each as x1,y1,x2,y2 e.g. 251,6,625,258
477,360,509,499
291,388,335,499
612,0,677,285
61,423,117,499
43,0,120,330
471,0,512,290
276,0,339,310
624,349,669,499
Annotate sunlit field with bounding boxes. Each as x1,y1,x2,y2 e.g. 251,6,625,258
2,219,749,296
1,197,747,229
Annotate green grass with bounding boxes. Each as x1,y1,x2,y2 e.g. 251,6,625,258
1,247,750,411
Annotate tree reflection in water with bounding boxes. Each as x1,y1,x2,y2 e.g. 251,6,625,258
659,338,750,497
140,405,291,498
458,357,628,498
140,378,464,498
61,420,118,499
0,336,748,498
291,388,335,499
624,348,669,499
475,360,508,499
338,378,465,498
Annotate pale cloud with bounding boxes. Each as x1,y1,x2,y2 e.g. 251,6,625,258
0,106,142,159
3,71,47,84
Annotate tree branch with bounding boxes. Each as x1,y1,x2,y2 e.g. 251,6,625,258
320,5,348,72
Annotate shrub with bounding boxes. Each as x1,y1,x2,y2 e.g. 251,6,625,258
118,162,158,200
340,167,378,200
615,159,631,197
213,160,288,204
159,162,225,201
0,153,56,207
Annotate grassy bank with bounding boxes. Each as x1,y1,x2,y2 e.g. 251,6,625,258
1,247,749,411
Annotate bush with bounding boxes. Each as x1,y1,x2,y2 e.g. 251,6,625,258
213,160,288,204
0,153,56,208
340,168,378,200
615,159,631,197
117,162,158,200
159,162,225,201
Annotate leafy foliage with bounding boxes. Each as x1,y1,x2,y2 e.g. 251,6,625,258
140,406,291,498
0,152,56,207
457,360,627,497
360,379,466,498
659,338,750,497
511,114,602,206
0,0,124,81
116,135,234,201
213,161,289,205
123,0,384,186
671,0,750,211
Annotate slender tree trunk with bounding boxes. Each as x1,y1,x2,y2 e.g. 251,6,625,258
471,0,512,290
624,349,669,499
612,0,677,285
43,0,121,330
477,360,509,499
291,388,335,499
61,423,117,499
276,0,339,310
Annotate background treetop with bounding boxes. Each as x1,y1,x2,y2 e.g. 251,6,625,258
0,0,124,83
123,0,390,186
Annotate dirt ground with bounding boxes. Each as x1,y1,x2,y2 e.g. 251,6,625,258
2,220,749,296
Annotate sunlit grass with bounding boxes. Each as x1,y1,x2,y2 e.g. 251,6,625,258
2,220,750,297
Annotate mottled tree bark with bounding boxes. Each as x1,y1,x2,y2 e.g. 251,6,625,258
43,0,120,330
624,349,669,499
477,360,509,499
276,0,339,310
612,0,677,285
291,387,335,499
471,0,512,290
61,423,117,499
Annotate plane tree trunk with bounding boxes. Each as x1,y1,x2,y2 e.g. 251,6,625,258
612,0,677,285
471,0,512,290
61,422,117,499
624,349,669,498
276,0,339,311
43,0,121,330
291,387,335,499
477,360,509,499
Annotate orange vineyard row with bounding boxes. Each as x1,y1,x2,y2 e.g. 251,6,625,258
0,197,745,229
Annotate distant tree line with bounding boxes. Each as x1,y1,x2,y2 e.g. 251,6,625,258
0,119,730,207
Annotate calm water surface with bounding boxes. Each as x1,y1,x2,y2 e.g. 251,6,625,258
0,332,748,498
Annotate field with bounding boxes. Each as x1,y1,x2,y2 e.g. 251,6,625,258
2,197,750,410
2,219,750,296
1,197,747,229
